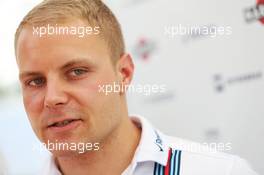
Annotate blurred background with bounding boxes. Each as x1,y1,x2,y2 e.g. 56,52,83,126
0,0,263,174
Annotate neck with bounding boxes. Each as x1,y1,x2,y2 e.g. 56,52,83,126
56,116,141,175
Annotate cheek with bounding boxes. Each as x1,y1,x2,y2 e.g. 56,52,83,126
23,90,44,119
76,72,115,96
72,81,103,106
72,78,118,111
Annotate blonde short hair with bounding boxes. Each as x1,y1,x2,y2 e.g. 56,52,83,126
15,0,125,63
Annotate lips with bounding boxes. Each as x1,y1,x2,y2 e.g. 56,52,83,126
46,118,82,133
48,119,78,127
47,117,82,128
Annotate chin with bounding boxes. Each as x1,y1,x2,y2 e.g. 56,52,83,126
51,149,81,158
43,137,94,154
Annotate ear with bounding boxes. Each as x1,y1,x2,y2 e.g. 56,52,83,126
115,54,134,94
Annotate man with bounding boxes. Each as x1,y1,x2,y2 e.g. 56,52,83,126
15,0,258,175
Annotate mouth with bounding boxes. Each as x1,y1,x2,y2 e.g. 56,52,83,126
47,119,82,132
48,119,78,127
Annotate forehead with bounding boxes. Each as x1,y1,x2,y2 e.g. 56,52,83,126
16,22,109,71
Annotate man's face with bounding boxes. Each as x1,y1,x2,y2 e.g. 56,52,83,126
16,21,124,155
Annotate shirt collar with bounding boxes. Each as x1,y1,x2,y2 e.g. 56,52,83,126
130,115,170,166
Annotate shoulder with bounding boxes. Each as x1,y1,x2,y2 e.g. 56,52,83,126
163,134,258,175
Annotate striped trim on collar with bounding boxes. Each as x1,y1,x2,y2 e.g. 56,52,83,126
153,148,182,175
130,116,182,175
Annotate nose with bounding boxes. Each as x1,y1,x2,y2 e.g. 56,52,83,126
44,77,68,109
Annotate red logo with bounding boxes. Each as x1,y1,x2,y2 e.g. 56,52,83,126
257,0,264,24
244,0,264,24
133,37,156,62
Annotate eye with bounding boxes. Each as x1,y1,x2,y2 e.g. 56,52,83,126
27,77,46,87
68,68,88,78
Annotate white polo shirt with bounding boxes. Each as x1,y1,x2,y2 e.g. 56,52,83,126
40,115,258,175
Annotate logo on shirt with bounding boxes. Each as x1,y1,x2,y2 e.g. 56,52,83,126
154,130,164,152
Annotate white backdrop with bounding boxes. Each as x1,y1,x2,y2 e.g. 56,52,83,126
115,0,264,173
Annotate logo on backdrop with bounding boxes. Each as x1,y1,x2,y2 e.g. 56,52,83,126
244,0,264,24
213,71,262,93
132,37,157,61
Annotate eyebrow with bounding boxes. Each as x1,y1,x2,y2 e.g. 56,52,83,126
59,58,95,70
19,72,43,81
19,58,95,80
